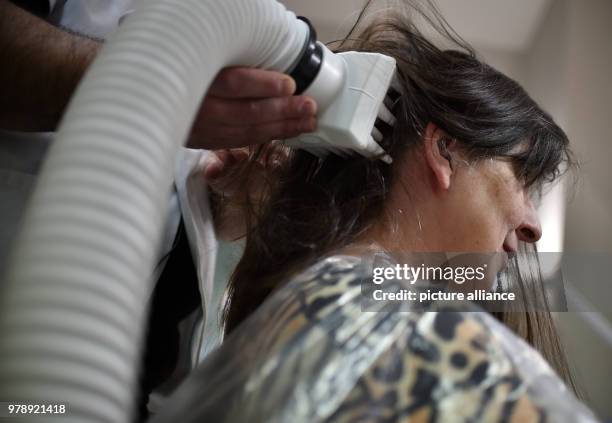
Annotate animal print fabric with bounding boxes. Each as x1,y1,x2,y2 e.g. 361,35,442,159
151,255,598,423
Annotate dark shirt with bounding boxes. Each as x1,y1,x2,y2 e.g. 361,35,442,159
137,221,200,422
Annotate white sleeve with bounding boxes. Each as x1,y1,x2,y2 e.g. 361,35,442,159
174,148,219,336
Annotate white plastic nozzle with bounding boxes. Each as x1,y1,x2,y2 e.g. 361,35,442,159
284,43,397,162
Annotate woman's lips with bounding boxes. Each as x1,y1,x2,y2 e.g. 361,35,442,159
499,251,509,272
494,248,511,273
502,242,517,254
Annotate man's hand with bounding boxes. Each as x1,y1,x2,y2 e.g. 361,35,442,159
189,67,318,150
0,1,317,147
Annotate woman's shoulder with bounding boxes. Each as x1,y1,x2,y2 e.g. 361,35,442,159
159,254,597,422
267,254,597,422
291,254,365,286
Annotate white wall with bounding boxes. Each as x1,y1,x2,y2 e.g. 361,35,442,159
518,0,612,419
561,1,612,419
564,0,612,253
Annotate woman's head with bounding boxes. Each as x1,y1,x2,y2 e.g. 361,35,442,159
343,5,571,257
367,122,544,258
222,0,576,391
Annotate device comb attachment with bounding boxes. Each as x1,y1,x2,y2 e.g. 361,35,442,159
284,44,397,163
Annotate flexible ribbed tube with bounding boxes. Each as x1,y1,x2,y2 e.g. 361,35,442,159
0,1,307,422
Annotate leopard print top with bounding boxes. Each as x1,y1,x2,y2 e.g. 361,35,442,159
152,255,598,423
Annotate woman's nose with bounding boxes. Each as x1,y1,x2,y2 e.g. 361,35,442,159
517,202,542,243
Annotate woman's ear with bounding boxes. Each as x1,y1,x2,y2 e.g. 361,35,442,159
422,122,456,191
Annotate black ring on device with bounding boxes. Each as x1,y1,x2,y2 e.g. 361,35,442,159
289,17,324,95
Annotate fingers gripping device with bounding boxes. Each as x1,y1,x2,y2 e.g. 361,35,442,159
284,18,396,162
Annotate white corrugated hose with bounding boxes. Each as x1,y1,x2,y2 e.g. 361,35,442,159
0,0,308,421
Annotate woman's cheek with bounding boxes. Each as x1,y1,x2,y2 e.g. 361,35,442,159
454,206,500,252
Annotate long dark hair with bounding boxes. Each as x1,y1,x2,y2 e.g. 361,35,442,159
221,0,578,392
